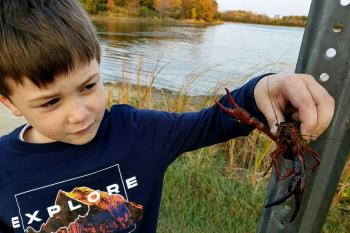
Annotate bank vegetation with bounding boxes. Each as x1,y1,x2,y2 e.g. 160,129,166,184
80,0,308,27
80,0,219,22
220,10,307,27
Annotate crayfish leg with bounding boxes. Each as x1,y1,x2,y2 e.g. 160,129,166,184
304,146,320,171
279,167,295,181
264,147,286,182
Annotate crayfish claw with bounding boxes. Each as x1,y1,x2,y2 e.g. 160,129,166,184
224,88,240,109
290,191,303,222
265,155,305,222
265,191,293,208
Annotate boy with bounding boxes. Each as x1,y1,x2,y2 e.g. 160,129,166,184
0,0,334,233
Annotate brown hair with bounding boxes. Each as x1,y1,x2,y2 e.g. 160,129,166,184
0,0,101,98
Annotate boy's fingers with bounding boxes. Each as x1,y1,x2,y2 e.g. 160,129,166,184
283,76,318,140
256,74,335,141
303,76,335,139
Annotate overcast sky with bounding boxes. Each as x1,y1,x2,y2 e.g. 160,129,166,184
217,0,313,17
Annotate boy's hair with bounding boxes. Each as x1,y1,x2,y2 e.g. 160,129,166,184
0,0,101,98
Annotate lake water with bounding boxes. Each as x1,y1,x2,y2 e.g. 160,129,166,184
94,19,305,95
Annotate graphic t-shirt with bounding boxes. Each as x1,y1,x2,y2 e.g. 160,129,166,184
0,76,268,233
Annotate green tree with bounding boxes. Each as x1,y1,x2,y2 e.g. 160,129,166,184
84,0,98,14
140,0,154,10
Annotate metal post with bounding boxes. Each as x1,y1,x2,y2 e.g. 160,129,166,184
257,0,350,232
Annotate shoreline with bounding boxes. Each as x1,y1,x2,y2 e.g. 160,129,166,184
90,14,224,26
90,14,304,28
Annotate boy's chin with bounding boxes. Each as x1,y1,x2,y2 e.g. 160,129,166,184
65,131,98,145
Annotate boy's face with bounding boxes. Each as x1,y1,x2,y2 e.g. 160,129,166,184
0,59,106,145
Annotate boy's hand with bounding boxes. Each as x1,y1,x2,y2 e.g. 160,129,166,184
253,73,335,141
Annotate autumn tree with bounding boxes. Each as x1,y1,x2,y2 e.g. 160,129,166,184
182,0,195,18
154,0,183,18
127,0,139,11
107,0,114,11
113,0,127,7
192,0,217,21
153,0,218,21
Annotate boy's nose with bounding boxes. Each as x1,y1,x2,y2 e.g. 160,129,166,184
68,104,90,124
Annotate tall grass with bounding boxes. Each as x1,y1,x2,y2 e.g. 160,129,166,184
104,60,350,232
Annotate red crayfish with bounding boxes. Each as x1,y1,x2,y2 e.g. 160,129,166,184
215,88,320,222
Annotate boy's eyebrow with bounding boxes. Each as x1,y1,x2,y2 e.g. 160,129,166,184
29,73,99,102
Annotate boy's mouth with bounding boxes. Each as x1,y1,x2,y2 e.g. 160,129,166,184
72,122,94,135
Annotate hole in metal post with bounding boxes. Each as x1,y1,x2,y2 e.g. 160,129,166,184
333,22,344,33
340,0,350,6
320,73,330,82
326,48,337,58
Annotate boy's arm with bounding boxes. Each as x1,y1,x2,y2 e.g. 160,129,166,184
130,74,270,168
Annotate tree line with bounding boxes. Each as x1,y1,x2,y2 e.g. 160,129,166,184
220,10,307,27
80,0,219,22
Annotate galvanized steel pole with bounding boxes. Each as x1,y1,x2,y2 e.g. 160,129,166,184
257,0,350,232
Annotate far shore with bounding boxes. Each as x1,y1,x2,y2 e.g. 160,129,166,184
90,14,224,26
90,14,305,28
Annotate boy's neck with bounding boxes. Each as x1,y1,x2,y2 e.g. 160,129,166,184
23,126,56,143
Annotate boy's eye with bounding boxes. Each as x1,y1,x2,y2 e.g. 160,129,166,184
83,83,96,91
40,98,59,108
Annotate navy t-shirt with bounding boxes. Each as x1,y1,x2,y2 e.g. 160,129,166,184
0,75,268,233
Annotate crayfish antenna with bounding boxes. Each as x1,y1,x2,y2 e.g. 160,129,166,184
263,164,272,177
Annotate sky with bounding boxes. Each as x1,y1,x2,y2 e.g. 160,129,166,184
216,0,313,17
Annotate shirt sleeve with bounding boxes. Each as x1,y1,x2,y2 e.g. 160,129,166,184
130,74,272,168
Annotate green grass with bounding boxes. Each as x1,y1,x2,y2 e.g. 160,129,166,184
158,149,267,233
323,203,350,233
157,148,350,233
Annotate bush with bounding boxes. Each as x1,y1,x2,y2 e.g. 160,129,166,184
138,6,158,17
96,3,108,12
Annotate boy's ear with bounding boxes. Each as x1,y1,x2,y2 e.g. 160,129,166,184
0,95,22,116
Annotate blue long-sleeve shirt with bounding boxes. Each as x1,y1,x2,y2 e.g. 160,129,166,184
0,75,268,233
